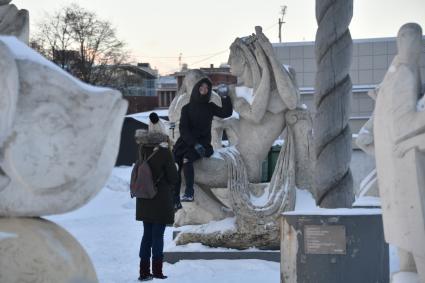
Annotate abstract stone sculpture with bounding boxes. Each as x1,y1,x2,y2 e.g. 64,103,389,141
0,37,128,217
0,218,98,283
0,1,29,44
374,23,425,282
170,27,313,249
0,35,127,282
313,0,354,208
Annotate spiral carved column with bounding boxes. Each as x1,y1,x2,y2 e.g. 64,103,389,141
313,0,354,208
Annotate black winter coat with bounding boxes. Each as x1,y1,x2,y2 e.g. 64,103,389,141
173,77,233,161
136,145,179,225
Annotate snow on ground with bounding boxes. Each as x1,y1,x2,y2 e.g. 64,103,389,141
47,166,399,282
47,166,279,283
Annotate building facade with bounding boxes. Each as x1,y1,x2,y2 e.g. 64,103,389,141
174,64,237,91
157,76,178,108
273,36,425,133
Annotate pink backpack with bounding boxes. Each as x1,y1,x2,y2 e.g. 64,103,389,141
130,147,162,199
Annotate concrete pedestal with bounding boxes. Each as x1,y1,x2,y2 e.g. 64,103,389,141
280,210,389,283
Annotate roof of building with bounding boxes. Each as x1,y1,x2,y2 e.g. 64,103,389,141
111,64,158,79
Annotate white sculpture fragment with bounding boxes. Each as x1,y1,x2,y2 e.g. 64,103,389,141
0,36,128,216
374,23,425,282
0,218,98,283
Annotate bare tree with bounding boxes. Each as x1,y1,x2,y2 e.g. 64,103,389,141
32,3,128,85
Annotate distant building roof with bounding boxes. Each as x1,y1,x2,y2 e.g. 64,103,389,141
157,76,177,88
111,64,158,79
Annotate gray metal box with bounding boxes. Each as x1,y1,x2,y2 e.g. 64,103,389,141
281,211,389,283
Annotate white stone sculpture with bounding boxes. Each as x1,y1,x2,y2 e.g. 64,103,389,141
355,87,379,198
0,1,29,44
170,27,313,249
0,36,128,216
374,23,425,282
0,218,98,283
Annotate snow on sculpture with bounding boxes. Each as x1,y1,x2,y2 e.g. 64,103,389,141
170,27,313,249
374,23,425,282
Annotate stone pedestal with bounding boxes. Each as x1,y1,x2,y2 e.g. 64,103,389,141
0,217,98,283
280,210,389,283
164,250,279,264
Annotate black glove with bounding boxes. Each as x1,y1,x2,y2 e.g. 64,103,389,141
216,84,229,98
194,143,206,157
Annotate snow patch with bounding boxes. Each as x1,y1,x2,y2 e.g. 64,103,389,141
0,232,18,241
392,272,420,283
290,188,382,215
104,166,132,192
235,86,254,104
353,196,381,207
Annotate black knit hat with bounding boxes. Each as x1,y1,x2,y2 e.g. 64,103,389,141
149,112,159,124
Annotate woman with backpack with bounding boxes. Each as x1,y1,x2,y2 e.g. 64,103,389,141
134,130,179,281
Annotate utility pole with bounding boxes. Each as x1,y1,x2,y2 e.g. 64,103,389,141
178,52,182,69
278,5,287,43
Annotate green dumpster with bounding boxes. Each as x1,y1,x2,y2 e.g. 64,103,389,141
261,159,269,182
267,144,282,181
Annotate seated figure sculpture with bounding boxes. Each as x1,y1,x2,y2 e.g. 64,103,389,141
374,23,425,281
170,27,302,190
169,27,313,248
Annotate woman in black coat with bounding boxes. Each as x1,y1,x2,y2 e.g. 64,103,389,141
135,131,178,281
173,75,233,205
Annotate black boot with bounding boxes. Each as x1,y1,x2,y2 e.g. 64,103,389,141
152,259,168,279
138,259,153,281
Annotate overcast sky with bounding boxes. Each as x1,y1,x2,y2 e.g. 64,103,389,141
12,0,425,75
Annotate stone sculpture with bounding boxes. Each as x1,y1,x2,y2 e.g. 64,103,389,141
355,87,379,198
0,36,127,282
313,0,354,208
0,37,128,216
373,23,425,282
0,1,29,44
0,218,98,283
170,27,313,248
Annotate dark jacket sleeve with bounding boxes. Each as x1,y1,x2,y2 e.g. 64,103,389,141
179,106,197,146
163,149,179,188
211,96,233,118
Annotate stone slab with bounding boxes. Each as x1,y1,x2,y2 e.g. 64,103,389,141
164,251,280,264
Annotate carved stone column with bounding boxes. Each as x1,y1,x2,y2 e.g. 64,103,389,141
313,0,354,208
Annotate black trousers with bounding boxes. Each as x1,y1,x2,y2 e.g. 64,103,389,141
173,147,200,201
